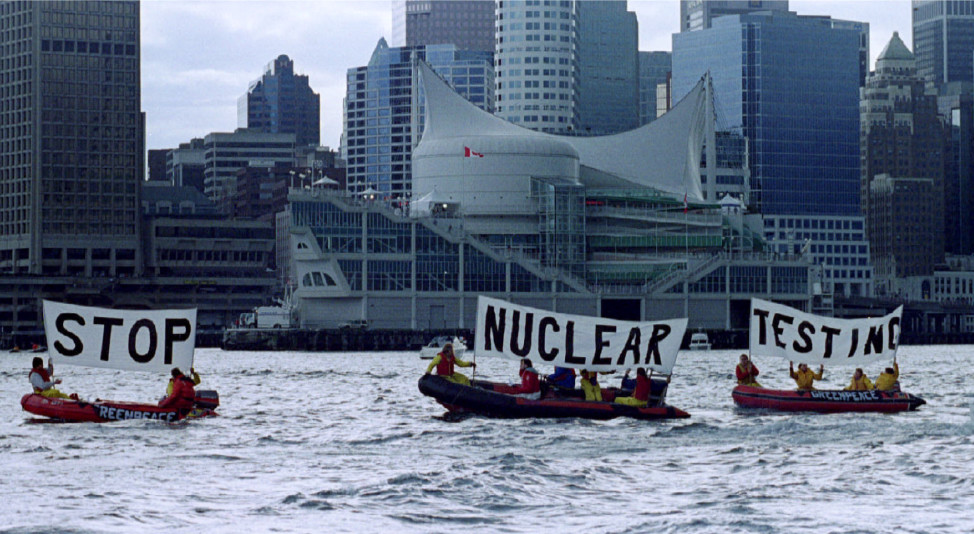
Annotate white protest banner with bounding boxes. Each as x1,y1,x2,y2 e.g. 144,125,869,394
750,298,902,366
43,301,196,373
475,296,686,374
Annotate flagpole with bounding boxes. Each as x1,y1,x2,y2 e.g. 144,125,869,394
684,192,689,320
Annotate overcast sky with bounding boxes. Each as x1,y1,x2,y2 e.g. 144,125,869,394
141,0,912,151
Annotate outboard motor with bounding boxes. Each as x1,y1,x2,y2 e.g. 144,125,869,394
194,390,220,410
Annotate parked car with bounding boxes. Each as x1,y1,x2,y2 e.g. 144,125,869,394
338,319,369,330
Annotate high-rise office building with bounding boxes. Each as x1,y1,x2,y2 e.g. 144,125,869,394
391,0,495,52
576,1,638,135
861,33,945,290
680,0,788,32
166,138,206,193
202,130,296,213
639,52,671,125
0,1,143,277
673,10,872,296
494,0,578,133
344,39,494,197
495,1,639,135
912,0,974,90
239,55,320,147
939,87,974,255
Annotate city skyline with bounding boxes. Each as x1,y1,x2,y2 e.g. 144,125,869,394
142,0,912,151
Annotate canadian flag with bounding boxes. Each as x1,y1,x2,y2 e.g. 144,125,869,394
464,146,484,158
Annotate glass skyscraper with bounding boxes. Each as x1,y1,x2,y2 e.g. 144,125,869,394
673,11,861,217
912,0,974,90
391,0,495,52
239,55,320,148
495,1,640,136
494,0,578,133
0,0,143,277
344,40,493,198
576,1,638,136
638,51,671,125
679,0,788,32
672,10,872,296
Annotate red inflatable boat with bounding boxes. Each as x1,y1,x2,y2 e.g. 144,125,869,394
419,375,690,420
21,390,220,423
732,385,925,413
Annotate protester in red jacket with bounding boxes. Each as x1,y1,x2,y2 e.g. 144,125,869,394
159,368,197,411
511,358,541,398
736,354,762,387
615,367,652,407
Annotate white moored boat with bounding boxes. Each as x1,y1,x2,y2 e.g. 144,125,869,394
688,332,711,350
419,336,467,360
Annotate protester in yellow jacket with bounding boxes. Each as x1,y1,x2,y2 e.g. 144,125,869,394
874,362,900,391
425,343,475,385
844,368,874,391
579,370,603,401
789,362,823,391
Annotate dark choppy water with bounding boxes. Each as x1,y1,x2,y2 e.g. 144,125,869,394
2,346,973,534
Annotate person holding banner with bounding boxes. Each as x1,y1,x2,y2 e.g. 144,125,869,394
736,354,761,387
789,362,824,391
844,368,875,391
511,358,541,399
28,357,78,400
159,368,197,412
580,370,603,402
547,366,576,389
424,343,475,386
614,368,651,407
874,361,900,391
166,367,201,397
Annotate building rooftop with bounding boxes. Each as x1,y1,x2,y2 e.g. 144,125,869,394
878,32,914,61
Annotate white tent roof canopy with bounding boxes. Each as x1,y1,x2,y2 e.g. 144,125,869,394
415,61,707,202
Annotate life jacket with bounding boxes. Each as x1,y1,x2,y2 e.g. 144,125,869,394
517,368,541,394
435,351,456,376
580,370,598,385
847,375,873,391
632,375,651,402
175,376,197,409
736,363,759,384
549,367,575,388
29,367,51,393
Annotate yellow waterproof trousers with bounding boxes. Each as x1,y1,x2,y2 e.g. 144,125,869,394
40,388,72,400
444,373,471,386
613,396,647,407
581,380,602,401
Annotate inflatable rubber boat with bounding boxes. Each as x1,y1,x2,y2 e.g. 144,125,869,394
731,385,925,413
418,375,689,420
21,390,220,423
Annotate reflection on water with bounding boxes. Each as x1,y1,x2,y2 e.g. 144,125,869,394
1,346,972,533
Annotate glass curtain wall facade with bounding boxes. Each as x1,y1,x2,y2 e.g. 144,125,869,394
639,51,671,125
239,55,320,148
344,40,493,198
495,0,578,133
391,0,495,52
912,0,974,90
289,195,554,295
673,11,871,296
0,0,142,276
680,0,789,32
941,93,974,255
575,1,638,136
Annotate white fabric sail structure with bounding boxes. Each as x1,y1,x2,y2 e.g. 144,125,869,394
414,61,707,202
